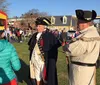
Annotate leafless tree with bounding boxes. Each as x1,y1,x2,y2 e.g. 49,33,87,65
0,0,9,13
20,8,49,30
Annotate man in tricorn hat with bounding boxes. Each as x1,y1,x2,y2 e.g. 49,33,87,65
28,17,61,85
62,9,100,85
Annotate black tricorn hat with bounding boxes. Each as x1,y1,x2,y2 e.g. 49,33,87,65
75,9,97,22
35,17,51,26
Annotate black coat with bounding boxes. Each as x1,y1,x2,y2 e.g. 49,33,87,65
28,30,61,85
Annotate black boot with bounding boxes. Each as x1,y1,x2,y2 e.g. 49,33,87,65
30,79,36,85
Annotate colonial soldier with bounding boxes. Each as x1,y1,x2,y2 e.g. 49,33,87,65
63,9,100,85
28,17,61,85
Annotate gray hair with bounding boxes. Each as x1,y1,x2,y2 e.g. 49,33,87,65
88,21,94,26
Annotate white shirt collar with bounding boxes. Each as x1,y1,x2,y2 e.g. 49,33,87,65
36,32,42,41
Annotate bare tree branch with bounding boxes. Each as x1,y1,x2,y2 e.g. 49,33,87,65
0,0,9,13
20,8,49,29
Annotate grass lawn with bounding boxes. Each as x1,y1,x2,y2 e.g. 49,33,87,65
13,42,100,85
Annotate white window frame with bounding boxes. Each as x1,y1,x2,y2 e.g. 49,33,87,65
63,16,67,24
51,16,55,24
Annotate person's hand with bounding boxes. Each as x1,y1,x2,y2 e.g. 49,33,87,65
62,42,69,52
62,42,65,46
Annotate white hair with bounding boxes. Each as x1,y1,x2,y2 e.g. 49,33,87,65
44,25,48,29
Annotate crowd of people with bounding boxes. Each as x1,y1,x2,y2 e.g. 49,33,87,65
4,26,24,43
0,9,100,85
